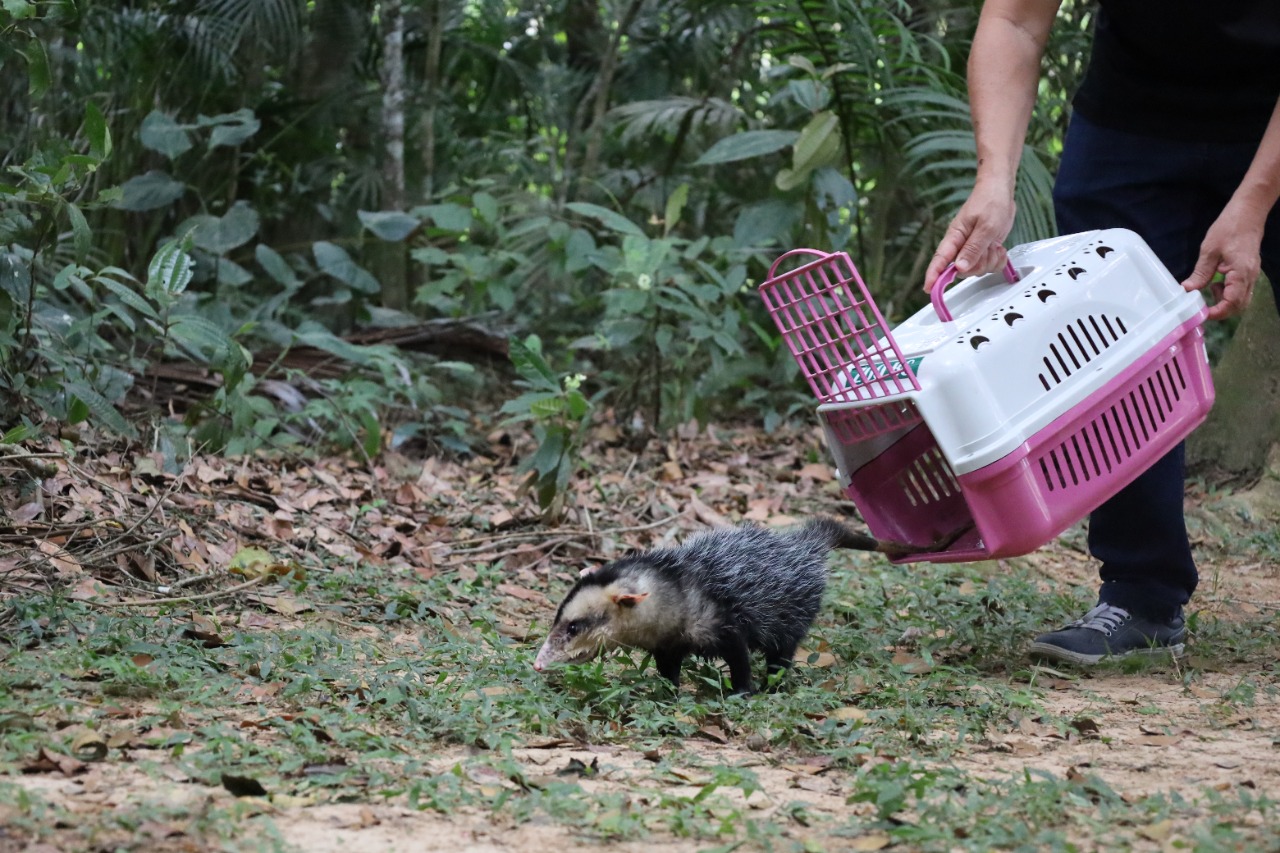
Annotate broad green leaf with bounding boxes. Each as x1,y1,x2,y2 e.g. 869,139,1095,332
1,424,34,444
566,202,645,237
84,102,112,161
663,184,689,235
506,215,552,239
788,78,831,113
564,228,595,273
140,111,193,159
147,239,195,298
499,390,554,418
821,62,858,80
412,203,472,232
215,257,253,287
530,429,566,477
776,119,842,193
529,397,564,419
508,335,558,388
565,389,590,421
792,111,841,172
0,254,31,303
65,381,134,437
358,210,420,242
360,409,382,459
168,314,233,361
116,171,185,211
255,244,298,288
67,396,90,425
180,201,259,254
22,41,49,97
292,324,375,366
101,299,137,332
788,55,818,76
313,241,380,293
94,273,159,320
202,109,260,148
693,130,799,166
64,202,90,262
473,192,499,225
3,1,35,19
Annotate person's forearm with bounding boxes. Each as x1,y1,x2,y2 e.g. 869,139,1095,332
967,1,1061,194
1231,97,1280,220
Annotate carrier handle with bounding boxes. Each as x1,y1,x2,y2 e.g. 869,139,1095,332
930,259,1021,322
767,248,833,279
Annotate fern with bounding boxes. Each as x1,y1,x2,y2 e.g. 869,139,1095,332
65,380,136,438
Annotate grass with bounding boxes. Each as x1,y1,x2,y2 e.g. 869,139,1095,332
3,533,1280,852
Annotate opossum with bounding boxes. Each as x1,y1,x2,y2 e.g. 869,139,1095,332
533,518,903,695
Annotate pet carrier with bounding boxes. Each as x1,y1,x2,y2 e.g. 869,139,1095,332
759,229,1215,563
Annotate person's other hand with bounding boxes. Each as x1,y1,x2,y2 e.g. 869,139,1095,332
924,181,1018,291
1182,200,1265,321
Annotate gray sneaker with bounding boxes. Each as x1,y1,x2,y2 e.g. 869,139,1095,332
1027,603,1187,666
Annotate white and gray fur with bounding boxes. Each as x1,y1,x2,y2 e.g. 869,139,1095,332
533,517,883,695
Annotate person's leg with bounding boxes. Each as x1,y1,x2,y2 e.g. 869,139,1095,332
1050,113,1214,622
1027,114,1273,663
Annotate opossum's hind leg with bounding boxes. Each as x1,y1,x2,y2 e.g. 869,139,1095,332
721,635,755,696
653,649,685,689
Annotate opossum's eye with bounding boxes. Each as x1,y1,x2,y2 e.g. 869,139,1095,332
564,620,583,638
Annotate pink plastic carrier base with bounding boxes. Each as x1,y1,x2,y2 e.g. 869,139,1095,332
847,318,1213,563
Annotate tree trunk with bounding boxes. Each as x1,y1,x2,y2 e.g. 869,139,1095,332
1187,278,1280,485
377,0,409,310
570,0,645,199
421,0,443,200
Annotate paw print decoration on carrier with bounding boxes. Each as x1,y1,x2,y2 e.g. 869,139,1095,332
758,229,1215,563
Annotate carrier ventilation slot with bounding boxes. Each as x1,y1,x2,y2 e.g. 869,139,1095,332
1037,356,1188,492
1038,315,1128,391
825,399,922,444
896,446,961,507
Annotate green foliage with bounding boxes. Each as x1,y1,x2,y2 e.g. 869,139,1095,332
1,0,1104,452
583,222,752,429
500,335,594,516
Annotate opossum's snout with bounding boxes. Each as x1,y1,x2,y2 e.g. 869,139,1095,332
533,619,605,673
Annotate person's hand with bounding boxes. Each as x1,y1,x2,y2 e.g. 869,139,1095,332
924,181,1018,291
1182,199,1266,321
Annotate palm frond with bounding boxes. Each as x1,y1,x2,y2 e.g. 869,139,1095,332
609,97,745,146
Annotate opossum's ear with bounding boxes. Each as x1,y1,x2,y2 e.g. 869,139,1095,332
610,591,648,608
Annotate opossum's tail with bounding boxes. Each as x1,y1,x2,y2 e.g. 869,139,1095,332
802,517,973,559
802,517,900,555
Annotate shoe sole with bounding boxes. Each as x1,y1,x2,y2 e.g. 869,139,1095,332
1027,641,1186,667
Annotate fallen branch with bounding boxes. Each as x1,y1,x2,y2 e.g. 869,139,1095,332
440,512,690,554
80,575,269,608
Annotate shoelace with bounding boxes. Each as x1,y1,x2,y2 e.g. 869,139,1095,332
1067,603,1131,636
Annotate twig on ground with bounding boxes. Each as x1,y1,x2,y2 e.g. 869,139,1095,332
81,575,269,608
441,512,689,554
1203,596,1280,611
84,527,178,565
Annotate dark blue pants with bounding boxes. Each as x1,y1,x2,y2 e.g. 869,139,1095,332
1053,113,1280,620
